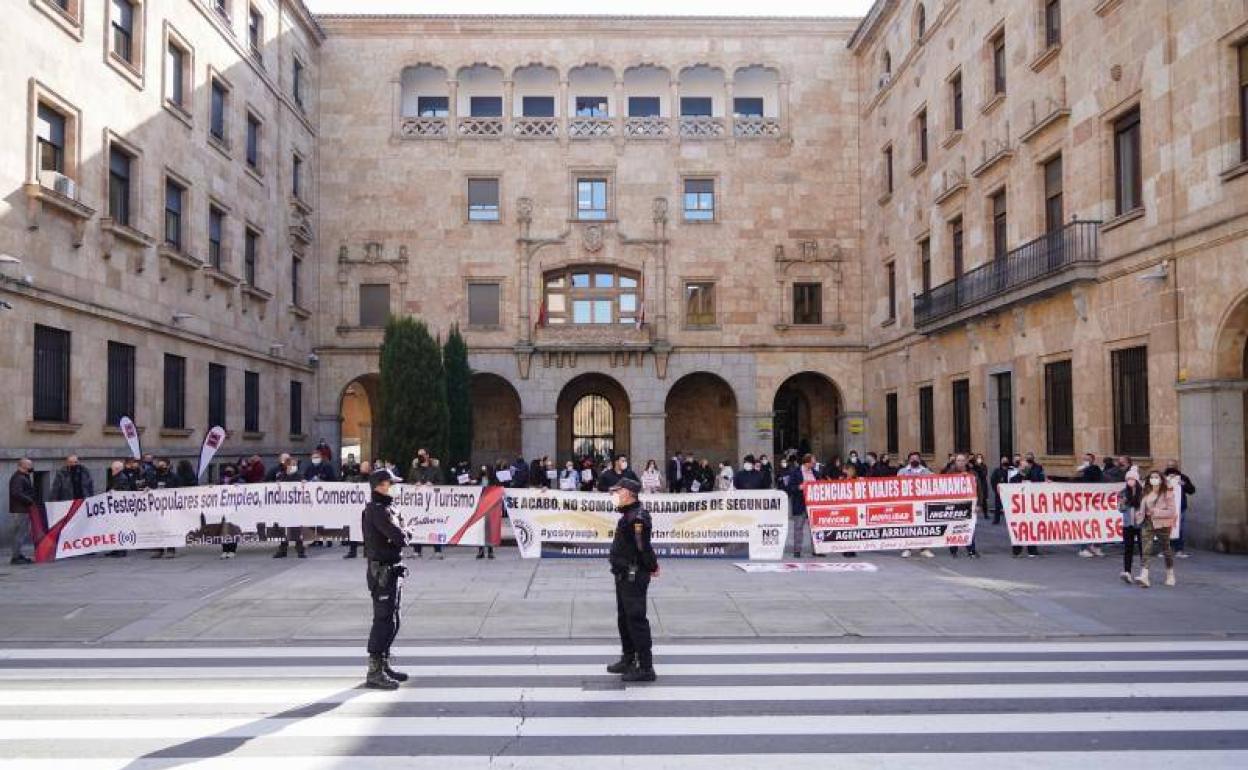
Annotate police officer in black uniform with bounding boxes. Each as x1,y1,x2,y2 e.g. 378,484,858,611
361,468,410,690
605,477,659,682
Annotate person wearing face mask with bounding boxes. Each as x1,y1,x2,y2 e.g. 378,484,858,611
145,459,179,558
784,454,820,558
361,468,410,690
596,455,639,493
272,457,307,559
605,477,659,682
640,459,663,495
758,454,773,486
1163,459,1195,560
265,453,293,482
970,454,989,519
1136,470,1178,588
50,454,95,502
989,456,1014,526
733,455,768,490
846,451,866,477
1117,468,1145,583
560,460,580,491
896,453,934,558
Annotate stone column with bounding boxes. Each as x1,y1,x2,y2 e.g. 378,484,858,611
669,76,680,140
737,412,773,463
838,411,868,459
613,77,625,149
390,78,402,138
630,412,666,468
724,77,735,145
447,78,459,145
779,79,791,139
503,78,514,139
559,78,570,146
312,413,341,457
521,412,557,462
1177,379,1248,552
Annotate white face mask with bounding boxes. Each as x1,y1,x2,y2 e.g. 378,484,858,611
1149,477,1162,487
287,465,298,474
611,492,625,508
311,458,321,465
743,463,754,471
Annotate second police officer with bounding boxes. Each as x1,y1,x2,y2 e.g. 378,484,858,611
605,477,660,682
361,467,410,690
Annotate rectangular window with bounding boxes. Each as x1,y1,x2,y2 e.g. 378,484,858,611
210,79,227,142
1113,107,1142,214
36,103,66,176
950,216,964,278
628,96,661,117
991,189,1008,259
951,378,971,453
918,385,935,455
522,96,555,117
1044,360,1074,456
1239,43,1248,162
293,57,304,108
32,325,70,422
917,108,928,164
245,113,260,170
207,363,226,429
291,254,302,306
919,238,932,293
208,205,224,269
243,228,258,285
992,31,1007,95
1112,345,1150,456
467,282,501,326
576,178,608,220
1045,0,1062,48
106,341,136,425
359,284,390,327
680,97,713,117
883,145,894,194
885,392,899,455
575,96,608,117
165,42,185,107
733,97,764,117
164,178,184,250
244,370,259,433
467,178,500,221
247,6,263,57
213,0,228,20
951,71,964,131
684,282,716,327
111,0,135,64
289,380,303,436
885,261,897,321
792,283,822,325
418,96,448,117
683,178,715,221
162,353,185,429
107,144,132,226
469,96,502,118
1044,154,1064,233
292,154,302,198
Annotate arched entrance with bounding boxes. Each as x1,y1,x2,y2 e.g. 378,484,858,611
339,375,380,463
556,373,630,462
1206,293,1248,552
665,372,738,463
470,373,522,468
773,372,843,460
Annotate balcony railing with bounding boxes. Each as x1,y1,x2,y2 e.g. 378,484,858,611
399,116,448,138
513,117,559,138
679,116,726,139
569,117,613,138
913,220,1101,329
624,116,671,138
733,116,781,137
457,117,503,138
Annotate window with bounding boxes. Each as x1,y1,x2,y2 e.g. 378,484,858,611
885,393,899,455
950,216,964,278
733,97,764,117
289,381,303,436
245,113,260,170
293,57,304,108
210,79,227,143
628,96,661,117
919,238,932,293
1239,42,1248,162
469,96,502,118
991,189,1007,259
291,254,302,306
162,353,185,429
543,267,640,326
164,177,184,250
1113,107,1142,214
292,154,302,198
918,385,935,455
951,379,971,453
1044,0,1062,48
247,5,263,59
111,0,135,64
1112,346,1150,455
916,3,926,39
951,71,964,131
575,178,608,220
792,283,822,325
575,96,608,117
359,284,390,327
418,96,448,117
917,108,928,165
165,38,189,111
882,50,892,76
522,96,554,117
243,227,258,285
1044,360,1074,456
1044,154,1064,233
680,97,713,117
684,282,716,327
107,144,133,226
213,0,229,20
467,178,500,221
207,363,226,429
467,282,501,326
33,325,70,422
883,145,894,194
36,103,66,176
208,205,224,269
683,178,715,221
244,370,259,433
572,394,614,459
991,31,1007,95
885,261,897,322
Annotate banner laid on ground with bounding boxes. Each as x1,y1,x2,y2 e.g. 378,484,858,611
505,489,789,560
1000,482,1181,546
804,474,978,554
733,562,879,573
31,483,504,562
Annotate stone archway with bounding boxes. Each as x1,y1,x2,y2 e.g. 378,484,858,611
339,374,380,463
772,372,843,461
556,373,631,463
470,373,522,468
664,372,738,464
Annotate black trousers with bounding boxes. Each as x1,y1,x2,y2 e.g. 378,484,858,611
615,571,652,667
366,561,406,656
1122,525,1143,572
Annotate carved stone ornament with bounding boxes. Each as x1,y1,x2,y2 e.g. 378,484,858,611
365,242,382,262
516,196,533,224
801,240,818,261
337,244,348,262
583,223,604,253
652,196,668,224
398,245,409,262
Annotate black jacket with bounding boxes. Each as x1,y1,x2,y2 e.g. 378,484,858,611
304,462,338,482
362,491,406,564
8,470,37,514
732,468,769,490
596,466,639,493
1077,463,1104,483
608,502,658,575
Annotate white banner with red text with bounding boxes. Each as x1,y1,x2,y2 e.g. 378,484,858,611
1000,482,1181,546
504,489,789,560
804,474,979,554
32,483,504,562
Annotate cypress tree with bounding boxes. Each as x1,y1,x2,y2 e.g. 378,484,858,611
377,317,449,469
443,324,473,465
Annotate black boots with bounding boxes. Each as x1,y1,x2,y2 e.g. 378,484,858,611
382,654,409,682
606,654,635,674
343,543,358,559
622,663,656,682
365,655,399,690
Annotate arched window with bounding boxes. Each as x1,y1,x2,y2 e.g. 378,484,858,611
543,266,640,325
882,50,892,76
572,394,614,459
915,3,927,40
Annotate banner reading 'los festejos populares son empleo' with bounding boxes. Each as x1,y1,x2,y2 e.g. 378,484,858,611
803,474,979,554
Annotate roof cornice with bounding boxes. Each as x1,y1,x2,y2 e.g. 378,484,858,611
847,0,896,52
313,13,860,37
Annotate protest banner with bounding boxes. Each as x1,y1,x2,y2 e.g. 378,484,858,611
118,417,142,460
804,474,978,554
1000,482,1181,546
32,483,504,562
196,426,226,479
505,489,789,560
